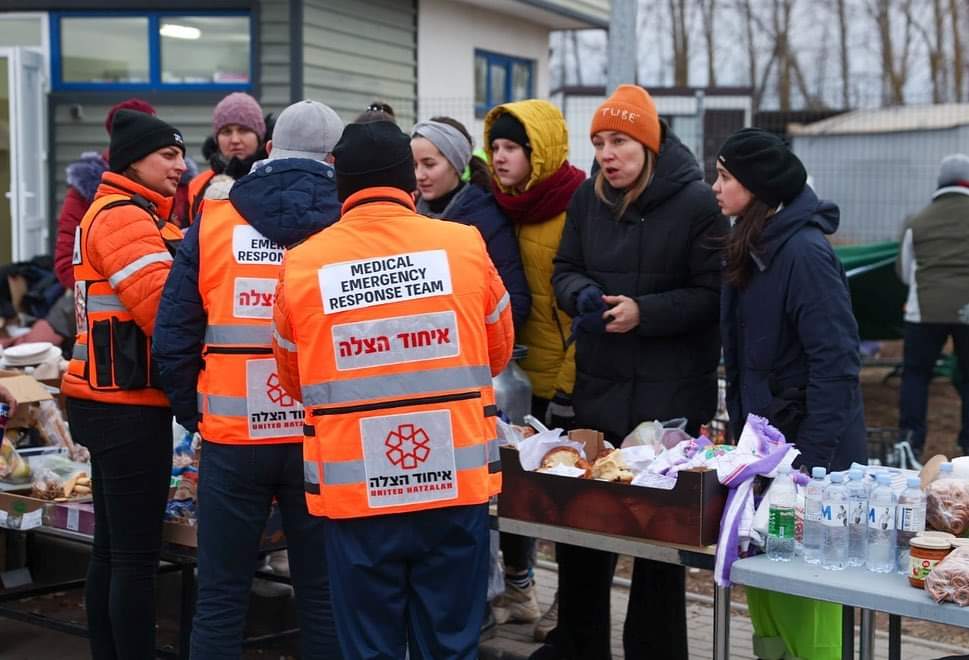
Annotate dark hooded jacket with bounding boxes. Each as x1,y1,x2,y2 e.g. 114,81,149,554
153,159,341,432
721,186,866,471
553,127,728,438
417,183,530,329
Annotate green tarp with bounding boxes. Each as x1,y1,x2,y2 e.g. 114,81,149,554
834,241,906,341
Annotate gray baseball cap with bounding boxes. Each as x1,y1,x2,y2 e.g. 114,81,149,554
269,99,344,161
938,154,969,188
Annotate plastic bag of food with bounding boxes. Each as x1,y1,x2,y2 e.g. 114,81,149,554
0,434,31,483
926,478,969,535
925,546,969,606
30,467,65,500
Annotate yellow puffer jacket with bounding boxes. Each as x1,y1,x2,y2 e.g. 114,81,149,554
484,100,576,401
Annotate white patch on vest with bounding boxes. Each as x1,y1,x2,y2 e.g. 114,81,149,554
331,311,459,371
232,225,283,265
246,358,304,438
72,226,82,265
74,281,87,331
233,277,276,319
360,409,458,508
319,250,453,314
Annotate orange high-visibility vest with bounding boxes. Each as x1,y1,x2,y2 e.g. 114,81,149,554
277,188,512,519
64,193,182,406
196,199,303,444
187,170,216,223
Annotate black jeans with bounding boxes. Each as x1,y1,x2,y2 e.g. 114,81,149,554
191,440,340,659
544,545,688,660
899,322,969,452
66,398,173,660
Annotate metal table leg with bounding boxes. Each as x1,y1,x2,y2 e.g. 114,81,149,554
841,606,854,660
713,583,730,660
888,614,901,660
179,561,195,660
859,609,876,660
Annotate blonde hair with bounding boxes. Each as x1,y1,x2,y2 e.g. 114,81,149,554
593,148,656,218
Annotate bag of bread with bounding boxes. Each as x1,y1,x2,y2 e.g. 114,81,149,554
0,434,31,483
925,545,969,606
926,478,969,535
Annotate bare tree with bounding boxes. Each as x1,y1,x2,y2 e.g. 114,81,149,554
697,0,718,86
950,0,965,100
670,0,691,85
833,0,852,107
570,30,584,86
907,0,948,102
868,0,916,105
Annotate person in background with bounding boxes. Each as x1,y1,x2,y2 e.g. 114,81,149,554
536,84,726,660
53,99,197,289
272,120,513,659
355,100,396,124
60,109,187,660
897,154,969,457
154,99,344,659
187,92,267,221
412,116,530,329
482,100,585,635
714,128,866,660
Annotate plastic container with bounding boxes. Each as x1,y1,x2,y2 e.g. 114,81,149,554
867,473,898,573
803,467,827,564
896,476,927,573
821,472,849,570
767,465,796,561
492,345,531,425
909,535,952,588
846,468,868,566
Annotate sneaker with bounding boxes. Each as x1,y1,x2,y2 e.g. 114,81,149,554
491,581,541,624
533,591,558,642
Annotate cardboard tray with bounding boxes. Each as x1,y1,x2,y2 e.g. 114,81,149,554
497,438,727,547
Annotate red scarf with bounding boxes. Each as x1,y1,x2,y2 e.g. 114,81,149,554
493,162,585,224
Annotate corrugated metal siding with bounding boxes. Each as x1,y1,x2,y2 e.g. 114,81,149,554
301,0,417,125
51,103,212,214
259,0,292,111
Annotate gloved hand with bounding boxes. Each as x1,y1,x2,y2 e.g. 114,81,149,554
574,286,608,334
545,391,575,430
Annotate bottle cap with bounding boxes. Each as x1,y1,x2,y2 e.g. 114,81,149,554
941,462,954,474
830,472,844,483
910,536,952,550
849,468,863,481
876,473,891,485
907,476,921,489
812,467,826,479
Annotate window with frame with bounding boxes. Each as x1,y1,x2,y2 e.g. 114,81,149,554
474,50,534,118
51,12,252,90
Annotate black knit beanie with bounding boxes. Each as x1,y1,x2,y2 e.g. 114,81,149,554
109,109,185,173
333,121,417,202
717,128,807,207
488,112,531,154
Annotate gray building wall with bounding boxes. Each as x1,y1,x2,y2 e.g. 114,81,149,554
792,126,969,243
302,0,417,125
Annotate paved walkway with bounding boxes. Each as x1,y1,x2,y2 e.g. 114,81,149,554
480,566,969,660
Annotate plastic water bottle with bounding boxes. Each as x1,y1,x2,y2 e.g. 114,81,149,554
803,467,827,564
896,476,926,573
821,473,849,570
866,473,897,573
936,462,954,481
767,465,797,561
846,469,868,566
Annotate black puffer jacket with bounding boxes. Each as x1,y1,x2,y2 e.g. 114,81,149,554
553,127,728,438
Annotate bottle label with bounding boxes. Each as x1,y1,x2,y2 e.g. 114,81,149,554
910,553,943,582
769,507,795,538
805,500,822,522
822,501,848,527
850,500,866,526
868,504,895,531
897,505,925,533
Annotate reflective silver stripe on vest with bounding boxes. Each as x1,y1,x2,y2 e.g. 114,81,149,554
87,294,126,313
197,392,205,411
272,323,297,352
72,343,88,361
107,251,173,288
203,394,248,416
301,365,492,407
204,325,272,346
485,292,510,324
312,439,496,486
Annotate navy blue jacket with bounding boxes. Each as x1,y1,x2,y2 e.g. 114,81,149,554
417,183,530,329
153,159,341,432
721,187,866,471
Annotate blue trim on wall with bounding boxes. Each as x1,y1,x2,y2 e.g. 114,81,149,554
50,9,253,92
474,49,535,119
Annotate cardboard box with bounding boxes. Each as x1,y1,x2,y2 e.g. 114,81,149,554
47,501,95,535
497,432,727,547
163,504,286,551
0,491,51,530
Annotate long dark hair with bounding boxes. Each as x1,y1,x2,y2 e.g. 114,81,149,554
724,198,776,288
430,115,492,191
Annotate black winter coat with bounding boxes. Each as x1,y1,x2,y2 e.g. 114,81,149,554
553,128,728,438
721,187,866,471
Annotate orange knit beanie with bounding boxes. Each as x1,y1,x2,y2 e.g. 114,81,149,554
589,84,660,154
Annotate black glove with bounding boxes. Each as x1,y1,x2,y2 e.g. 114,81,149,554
545,391,575,430
574,286,608,334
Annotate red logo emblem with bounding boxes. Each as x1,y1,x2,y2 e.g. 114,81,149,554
385,424,431,469
265,373,296,407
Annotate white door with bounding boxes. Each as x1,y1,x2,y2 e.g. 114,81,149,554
3,48,48,262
